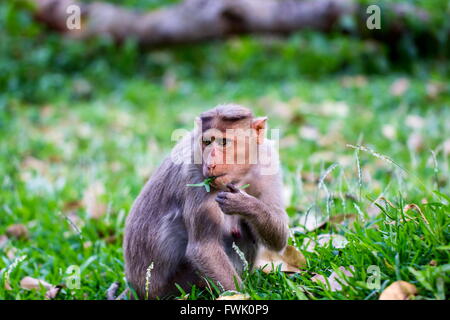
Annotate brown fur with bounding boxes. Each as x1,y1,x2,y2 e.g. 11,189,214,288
123,104,288,299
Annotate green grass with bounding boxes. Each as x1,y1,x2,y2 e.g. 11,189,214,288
0,74,449,300
0,0,449,301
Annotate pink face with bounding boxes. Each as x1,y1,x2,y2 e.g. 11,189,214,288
201,129,255,190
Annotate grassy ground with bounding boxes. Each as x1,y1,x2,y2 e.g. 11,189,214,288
1,0,449,300
0,73,449,300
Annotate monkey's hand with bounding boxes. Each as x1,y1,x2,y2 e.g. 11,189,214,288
217,183,289,251
215,184,253,216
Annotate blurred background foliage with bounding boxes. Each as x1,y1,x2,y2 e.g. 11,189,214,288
1,0,449,105
0,0,449,300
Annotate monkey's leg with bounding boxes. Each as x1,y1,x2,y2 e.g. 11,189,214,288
186,241,241,291
163,260,203,298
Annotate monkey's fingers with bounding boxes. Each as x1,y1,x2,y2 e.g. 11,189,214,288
216,194,229,206
217,191,229,199
215,197,226,204
226,183,239,193
215,197,229,207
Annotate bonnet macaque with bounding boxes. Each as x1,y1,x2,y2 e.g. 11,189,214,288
123,104,288,299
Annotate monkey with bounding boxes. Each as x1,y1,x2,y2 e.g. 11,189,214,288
123,104,289,299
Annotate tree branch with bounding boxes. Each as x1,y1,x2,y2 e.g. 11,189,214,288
32,0,428,47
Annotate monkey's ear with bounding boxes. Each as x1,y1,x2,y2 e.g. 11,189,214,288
194,116,203,133
252,117,267,144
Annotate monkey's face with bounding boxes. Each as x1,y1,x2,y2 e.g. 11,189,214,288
201,128,256,190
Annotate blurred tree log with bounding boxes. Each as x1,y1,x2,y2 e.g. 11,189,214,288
32,0,428,47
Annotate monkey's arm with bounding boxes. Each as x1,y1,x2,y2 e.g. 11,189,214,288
184,202,241,290
216,183,289,251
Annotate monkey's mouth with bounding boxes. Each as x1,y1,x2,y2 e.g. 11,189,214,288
208,174,227,188
209,174,226,180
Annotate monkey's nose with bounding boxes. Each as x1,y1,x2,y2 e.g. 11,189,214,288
207,164,216,171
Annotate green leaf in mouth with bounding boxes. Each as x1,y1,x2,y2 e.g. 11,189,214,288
186,182,205,187
187,178,250,193
186,176,217,192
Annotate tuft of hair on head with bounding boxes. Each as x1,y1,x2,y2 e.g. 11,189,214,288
200,104,253,123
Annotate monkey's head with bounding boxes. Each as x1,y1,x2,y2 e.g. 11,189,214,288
197,104,267,190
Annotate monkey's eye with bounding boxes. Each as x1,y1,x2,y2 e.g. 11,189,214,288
217,138,230,147
203,139,212,146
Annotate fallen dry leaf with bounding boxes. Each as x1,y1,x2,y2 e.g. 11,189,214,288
291,213,356,234
407,132,424,152
6,247,17,260
20,276,53,290
257,98,300,123
382,124,397,140
110,161,123,173
367,197,397,218
376,197,397,209
379,281,417,300
426,81,445,99
272,100,298,122
443,139,450,156
45,286,61,299
255,245,306,274
83,241,92,249
20,276,60,299
82,181,107,219
403,203,429,225
0,235,8,248
366,203,381,217
301,172,324,184
317,101,349,118
309,151,336,164
280,135,298,148
312,266,355,292
40,104,54,118
302,234,349,252
217,293,250,300
63,200,83,212
299,125,321,141
6,224,29,240
21,156,49,176
4,280,12,291
291,213,328,233
390,78,410,96
328,214,357,226
317,122,345,148
66,211,85,232
176,294,190,300
340,75,367,88
405,114,425,130
163,70,178,92
104,235,117,244
385,217,417,225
